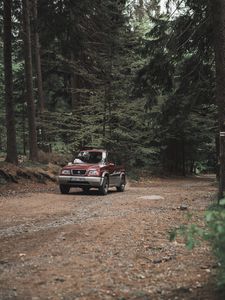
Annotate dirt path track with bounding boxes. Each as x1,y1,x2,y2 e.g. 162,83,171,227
0,176,223,300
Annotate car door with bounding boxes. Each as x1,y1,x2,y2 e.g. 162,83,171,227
107,152,120,186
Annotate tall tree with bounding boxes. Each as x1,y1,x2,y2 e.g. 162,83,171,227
134,0,216,175
22,0,38,160
3,0,18,164
211,0,225,199
31,0,45,113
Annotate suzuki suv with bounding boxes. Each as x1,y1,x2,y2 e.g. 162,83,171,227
58,148,126,195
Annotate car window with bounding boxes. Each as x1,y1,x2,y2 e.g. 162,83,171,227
74,151,103,164
107,152,122,165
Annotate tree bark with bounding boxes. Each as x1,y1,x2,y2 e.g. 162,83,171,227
182,139,186,176
104,43,113,139
71,54,80,111
32,0,45,113
211,0,225,200
22,0,38,161
3,0,18,165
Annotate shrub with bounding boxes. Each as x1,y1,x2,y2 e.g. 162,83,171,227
204,201,225,287
170,199,225,288
37,150,71,166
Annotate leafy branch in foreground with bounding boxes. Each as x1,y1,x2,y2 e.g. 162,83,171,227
169,199,225,287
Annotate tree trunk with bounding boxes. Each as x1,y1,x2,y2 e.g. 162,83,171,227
71,67,80,111
182,139,186,176
22,101,27,156
211,0,225,200
105,43,113,139
22,0,38,161
3,0,18,165
215,134,220,179
103,96,106,138
31,0,45,113
137,0,144,22
69,8,80,112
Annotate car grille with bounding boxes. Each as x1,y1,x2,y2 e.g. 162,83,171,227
72,170,86,176
71,181,89,185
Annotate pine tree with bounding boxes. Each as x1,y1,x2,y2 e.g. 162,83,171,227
3,0,18,164
31,0,45,113
135,0,216,174
210,0,225,199
22,0,38,161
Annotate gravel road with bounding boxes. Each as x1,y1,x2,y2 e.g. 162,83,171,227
0,176,223,300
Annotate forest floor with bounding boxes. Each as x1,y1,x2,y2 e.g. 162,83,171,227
0,172,224,300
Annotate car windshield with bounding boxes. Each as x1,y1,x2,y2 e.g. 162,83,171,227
73,151,103,164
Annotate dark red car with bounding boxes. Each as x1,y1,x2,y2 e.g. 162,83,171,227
58,148,126,195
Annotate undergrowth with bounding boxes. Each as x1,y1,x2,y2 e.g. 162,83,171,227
170,198,225,289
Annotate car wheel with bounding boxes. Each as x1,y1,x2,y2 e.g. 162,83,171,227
82,187,90,194
60,184,70,194
117,175,126,192
99,176,109,195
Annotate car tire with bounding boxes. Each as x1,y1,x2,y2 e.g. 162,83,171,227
82,187,90,194
99,176,109,195
117,175,126,192
60,184,70,194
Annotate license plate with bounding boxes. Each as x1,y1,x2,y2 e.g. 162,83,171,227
71,178,83,182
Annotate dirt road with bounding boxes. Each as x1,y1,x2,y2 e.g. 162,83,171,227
0,176,222,300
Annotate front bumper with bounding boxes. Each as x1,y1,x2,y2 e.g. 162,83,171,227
58,175,103,187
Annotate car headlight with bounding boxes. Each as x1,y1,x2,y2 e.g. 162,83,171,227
61,169,71,175
88,169,100,176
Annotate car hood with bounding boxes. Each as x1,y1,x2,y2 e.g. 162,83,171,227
63,164,101,170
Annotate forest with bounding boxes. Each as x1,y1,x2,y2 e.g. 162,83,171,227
2,0,225,296
1,0,224,177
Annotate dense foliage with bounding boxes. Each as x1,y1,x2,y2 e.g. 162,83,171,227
0,0,218,172
136,0,217,174
2,0,225,290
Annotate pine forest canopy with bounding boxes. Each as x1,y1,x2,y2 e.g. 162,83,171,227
0,0,223,177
